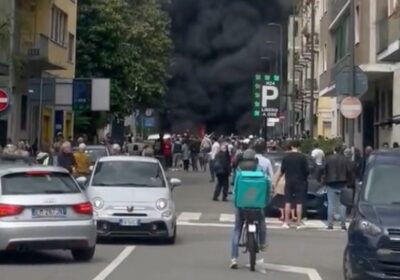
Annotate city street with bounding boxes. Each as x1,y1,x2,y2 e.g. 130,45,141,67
0,171,346,280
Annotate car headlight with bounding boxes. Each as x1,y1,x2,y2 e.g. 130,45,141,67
92,197,104,210
317,186,327,195
156,198,168,210
357,220,382,236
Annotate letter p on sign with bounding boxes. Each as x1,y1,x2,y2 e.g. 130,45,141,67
261,85,278,108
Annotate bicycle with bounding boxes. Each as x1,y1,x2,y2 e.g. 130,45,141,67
238,208,263,271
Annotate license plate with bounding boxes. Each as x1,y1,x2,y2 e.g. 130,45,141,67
32,207,66,218
120,219,140,226
248,224,257,233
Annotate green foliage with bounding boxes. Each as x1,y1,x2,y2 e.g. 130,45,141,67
76,0,171,120
300,138,343,155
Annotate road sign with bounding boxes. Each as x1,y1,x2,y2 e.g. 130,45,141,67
335,66,368,96
252,73,280,118
143,117,155,127
340,97,362,119
72,79,92,111
0,89,9,113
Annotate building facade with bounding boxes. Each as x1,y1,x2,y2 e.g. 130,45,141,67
4,0,77,148
291,0,400,148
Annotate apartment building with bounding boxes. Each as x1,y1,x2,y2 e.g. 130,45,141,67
318,0,400,148
5,0,77,147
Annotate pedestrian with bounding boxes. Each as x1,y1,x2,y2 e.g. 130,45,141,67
142,145,154,157
253,138,274,178
111,143,122,155
58,141,75,174
73,143,91,177
182,139,191,171
200,135,212,172
311,142,325,182
275,140,309,229
190,136,201,171
212,144,231,201
322,144,353,230
172,136,183,169
208,136,220,182
163,138,173,169
14,141,29,157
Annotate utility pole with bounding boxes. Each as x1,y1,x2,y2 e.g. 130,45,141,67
291,8,297,138
8,0,15,141
348,0,356,147
309,0,315,139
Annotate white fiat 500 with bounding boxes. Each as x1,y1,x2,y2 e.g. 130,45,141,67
81,156,181,244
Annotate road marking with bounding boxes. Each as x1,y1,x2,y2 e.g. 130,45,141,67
92,246,135,280
219,213,234,222
177,221,284,229
262,263,323,280
177,212,202,222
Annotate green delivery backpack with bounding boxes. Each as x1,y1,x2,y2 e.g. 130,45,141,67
234,168,270,209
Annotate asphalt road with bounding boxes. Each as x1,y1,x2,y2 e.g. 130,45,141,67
0,170,347,280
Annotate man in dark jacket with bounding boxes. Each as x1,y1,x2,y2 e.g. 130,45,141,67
323,144,354,230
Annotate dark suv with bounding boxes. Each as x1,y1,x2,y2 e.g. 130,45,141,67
341,150,400,279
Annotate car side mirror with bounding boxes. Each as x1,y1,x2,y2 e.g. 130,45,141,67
170,178,182,188
340,188,354,207
76,176,88,188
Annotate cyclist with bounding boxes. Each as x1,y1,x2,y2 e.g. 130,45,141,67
230,148,271,269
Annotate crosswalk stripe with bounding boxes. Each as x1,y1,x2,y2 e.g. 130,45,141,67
177,212,202,222
219,213,235,223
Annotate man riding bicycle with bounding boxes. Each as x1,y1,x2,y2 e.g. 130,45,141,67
230,148,272,269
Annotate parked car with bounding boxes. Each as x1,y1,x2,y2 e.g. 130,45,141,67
0,164,96,261
81,156,181,244
341,149,400,280
264,152,327,219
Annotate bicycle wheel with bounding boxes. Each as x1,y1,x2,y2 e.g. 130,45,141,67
247,230,257,271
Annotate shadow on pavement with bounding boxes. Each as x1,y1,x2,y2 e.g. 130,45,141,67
97,236,183,246
0,251,74,265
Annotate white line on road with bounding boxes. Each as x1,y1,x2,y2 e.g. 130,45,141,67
219,213,235,222
177,221,284,229
263,263,323,280
177,212,202,222
92,246,135,280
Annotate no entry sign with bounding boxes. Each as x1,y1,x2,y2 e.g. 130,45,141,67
340,96,362,119
0,89,9,113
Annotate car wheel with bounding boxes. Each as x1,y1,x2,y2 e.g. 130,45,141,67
165,226,177,245
343,247,359,280
71,247,96,262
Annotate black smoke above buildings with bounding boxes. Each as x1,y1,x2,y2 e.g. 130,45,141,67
166,0,292,134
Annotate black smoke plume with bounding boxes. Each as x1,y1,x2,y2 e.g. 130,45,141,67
166,0,292,135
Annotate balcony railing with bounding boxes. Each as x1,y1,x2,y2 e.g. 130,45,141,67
330,0,350,23
330,54,350,83
21,33,67,70
376,17,389,54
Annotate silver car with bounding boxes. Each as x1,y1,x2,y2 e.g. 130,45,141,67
0,164,97,261
83,156,181,244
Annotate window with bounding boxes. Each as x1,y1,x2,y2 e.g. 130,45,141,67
68,33,75,62
388,90,393,118
1,172,80,195
323,43,327,71
381,91,386,120
355,5,360,44
388,0,398,16
334,18,349,63
92,161,166,188
51,6,68,46
364,163,400,204
20,95,27,130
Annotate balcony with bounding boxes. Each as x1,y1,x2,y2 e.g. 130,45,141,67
330,54,350,84
330,0,350,24
21,33,69,71
377,16,400,62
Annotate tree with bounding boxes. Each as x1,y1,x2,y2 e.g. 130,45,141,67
75,0,171,134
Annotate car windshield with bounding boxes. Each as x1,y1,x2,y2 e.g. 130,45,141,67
86,148,108,162
364,163,400,204
92,161,165,187
1,172,81,195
